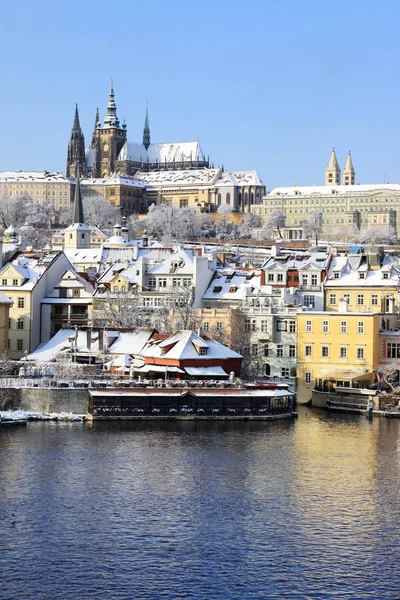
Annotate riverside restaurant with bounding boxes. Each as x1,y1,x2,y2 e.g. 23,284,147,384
89,383,295,419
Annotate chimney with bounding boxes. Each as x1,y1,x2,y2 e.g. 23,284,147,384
271,245,280,258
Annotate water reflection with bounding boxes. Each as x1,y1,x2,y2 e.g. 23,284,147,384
0,410,400,598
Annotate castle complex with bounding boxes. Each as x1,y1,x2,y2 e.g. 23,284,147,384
66,82,209,179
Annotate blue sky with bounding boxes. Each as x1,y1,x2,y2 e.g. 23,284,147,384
0,0,399,189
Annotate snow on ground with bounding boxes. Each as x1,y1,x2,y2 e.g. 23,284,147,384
0,410,86,422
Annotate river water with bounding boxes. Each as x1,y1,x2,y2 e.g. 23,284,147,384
1,408,400,599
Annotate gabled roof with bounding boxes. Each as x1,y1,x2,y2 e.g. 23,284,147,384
142,329,242,360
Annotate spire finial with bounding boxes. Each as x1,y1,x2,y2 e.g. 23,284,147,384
72,103,80,130
143,102,151,150
104,79,120,128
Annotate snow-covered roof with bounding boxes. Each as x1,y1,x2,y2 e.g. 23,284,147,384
142,330,242,360
0,292,12,304
64,248,103,265
81,175,146,188
118,141,206,164
26,329,97,362
146,249,195,275
107,330,154,355
324,255,400,287
185,366,228,376
135,168,220,186
0,171,71,183
0,255,58,291
268,183,400,197
203,269,262,301
263,251,330,271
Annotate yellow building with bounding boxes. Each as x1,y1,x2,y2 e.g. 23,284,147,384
324,250,398,313
297,310,381,404
0,292,12,356
81,175,147,215
0,171,74,215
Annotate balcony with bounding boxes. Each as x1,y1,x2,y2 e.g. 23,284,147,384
298,285,321,292
51,312,88,322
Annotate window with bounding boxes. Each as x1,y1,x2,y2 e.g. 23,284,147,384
277,345,284,357
321,346,329,357
17,297,24,308
383,273,389,279
329,294,337,305
371,294,378,306
252,345,258,356
339,347,347,358
340,321,348,333
359,273,365,279
17,339,23,351
333,272,340,279
1,279,6,285
72,289,80,298
277,320,286,332
305,372,311,384
343,294,350,303
245,319,251,332
268,273,274,282
311,274,318,285
387,343,400,358
199,347,208,356
322,320,329,333
281,368,290,377
12,279,18,286
261,320,268,333
289,345,296,357
264,344,269,357
277,273,284,283
148,278,156,288
304,295,315,308
305,320,312,332
289,320,296,333
179,199,188,208
357,347,365,359
216,322,223,331
357,321,365,334
302,275,308,285
17,318,24,330
357,294,364,306
158,278,167,288
305,345,312,357
8,318,11,329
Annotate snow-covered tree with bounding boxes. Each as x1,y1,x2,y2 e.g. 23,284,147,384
303,210,323,245
264,210,285,240
83,196,118,230
353,226,398,245
144,203,201,243
376,363,400,391
93,288,150,329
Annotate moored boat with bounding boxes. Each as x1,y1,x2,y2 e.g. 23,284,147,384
0,418,28,427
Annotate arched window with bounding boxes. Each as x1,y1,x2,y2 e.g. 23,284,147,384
217,193,221,206
250,192,254,204
226,192,231,205
244,192,249,206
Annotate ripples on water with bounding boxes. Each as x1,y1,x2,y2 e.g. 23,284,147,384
1,409,400,599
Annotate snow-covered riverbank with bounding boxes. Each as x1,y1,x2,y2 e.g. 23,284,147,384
0,410,87,422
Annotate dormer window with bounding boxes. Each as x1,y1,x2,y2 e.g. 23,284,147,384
333,272,340,279
359,273,365,279
383,273,389,279
229,286,238,293
199,347,208,356
213,286,222,293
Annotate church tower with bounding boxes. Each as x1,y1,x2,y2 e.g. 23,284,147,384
325,148,341,186
64,168,90,250
91,81,127,178
343,151,355,185
66,105,86,178
143,103,151,150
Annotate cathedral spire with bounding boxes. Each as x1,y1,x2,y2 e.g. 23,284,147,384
66,104,86,179
73,103,81,130
103,79,120,128
325,147,341,186
143,103,151,150
92,107,100,145
72,166,85,225
343,151,355,185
